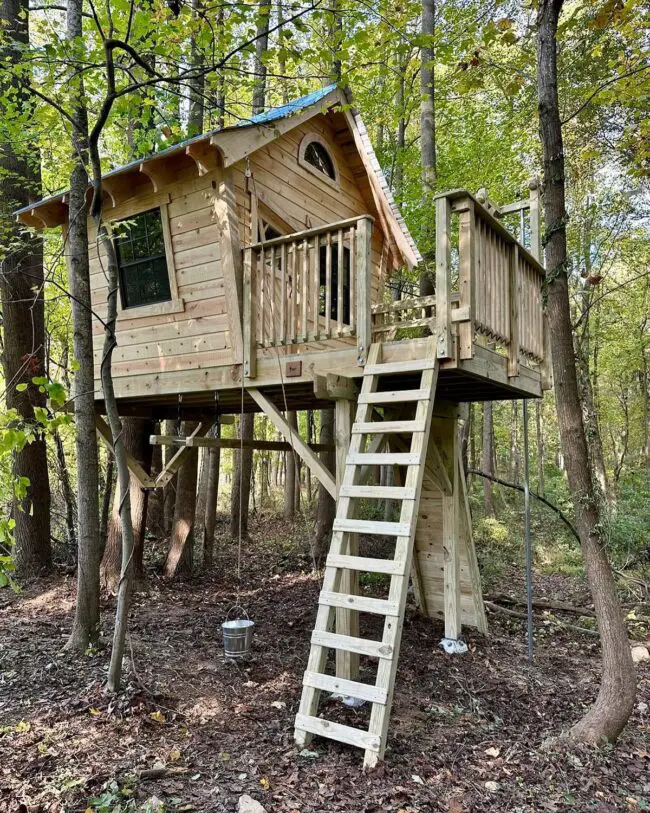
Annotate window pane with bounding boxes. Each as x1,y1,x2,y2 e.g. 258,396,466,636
115,208,171,309
304,141,336,179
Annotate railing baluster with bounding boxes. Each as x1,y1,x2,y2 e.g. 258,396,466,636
349,225,355,335
280,242,286,346
325,231,332,338
337,228,344,336
312,234,319,340
301,237,308,343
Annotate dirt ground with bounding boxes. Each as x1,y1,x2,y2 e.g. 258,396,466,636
1,516,648,813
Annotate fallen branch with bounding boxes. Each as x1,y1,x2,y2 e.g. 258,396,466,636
467,469,580,542
484,601,599,636
486,593,596,617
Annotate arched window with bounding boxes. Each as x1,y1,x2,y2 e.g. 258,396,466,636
298,134,339,186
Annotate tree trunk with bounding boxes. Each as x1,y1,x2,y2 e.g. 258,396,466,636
252,2,270,114
163,420,177,534
458,402,471,475
65,0,101,652
0,0,52,579
203,425,221,567
146,437,165,537
536,400,545,496
482,401,495,515
284,411,298,519
312,409,335,564
419,0,436,295
537,0,636,742
230,412,254,539
99,450,114,557
164,421,199,579
188,0,205,135
509,401,520,484
100,418,152,593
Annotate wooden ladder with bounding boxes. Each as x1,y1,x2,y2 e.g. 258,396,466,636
294,340,439,768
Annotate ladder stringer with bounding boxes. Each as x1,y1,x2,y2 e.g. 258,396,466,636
294,339,439,768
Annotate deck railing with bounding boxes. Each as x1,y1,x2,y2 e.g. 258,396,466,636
243,215,373,378
372,189,550,382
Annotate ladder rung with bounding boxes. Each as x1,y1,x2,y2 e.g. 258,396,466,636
364,358,437,376
333,518,412,537
359,389,429,404
347,452,419,467
295,714,381,752
311,630,394,659
319,590,400,616
303,672,388,705
326,553,407,575
338,485,417,500
352,420,426,434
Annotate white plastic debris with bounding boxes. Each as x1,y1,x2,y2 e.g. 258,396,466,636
439,637,468,655
237,795,267,813
330,692,367,708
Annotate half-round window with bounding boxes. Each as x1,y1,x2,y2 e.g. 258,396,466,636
298,134,339,186
304,141,335,179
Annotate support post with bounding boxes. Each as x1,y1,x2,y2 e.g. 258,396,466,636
435,196,452,359
442,419,461,640
214,167,244,365
334,398,359,680
457,199,475,360
355,217,372,365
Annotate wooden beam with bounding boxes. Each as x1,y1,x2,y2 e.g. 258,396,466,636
442,420,461,640
508,243,520,378
313,373,359,402
247,388,337,498
456,445,488,634
95,415,155,489
149,435,334,453
457,201,476,361
186,142,220,176
214,166,244,365
435,196,453,360
355,217,372,366
155,422,206,488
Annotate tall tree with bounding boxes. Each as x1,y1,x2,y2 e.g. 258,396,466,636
188,0,205,135
203,424,220,567
537,0,636,741
65,0,101,652
419,0,436,295
252,2,271,114
482,401,495,515
101,418,152,592
164,421,199,578
312,408,335,563
0,0,52,578
284,411,298,519
230,412,254,539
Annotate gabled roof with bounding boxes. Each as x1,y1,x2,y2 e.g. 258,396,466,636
16,85,421,267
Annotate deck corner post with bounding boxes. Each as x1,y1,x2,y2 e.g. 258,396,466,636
356,216,372,366
458,198,476,360
508,242,520,378
528,179,542,262
435,196,453,359
243,246,256,379
442,419,461,640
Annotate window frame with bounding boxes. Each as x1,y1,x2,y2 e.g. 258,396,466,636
297,133,340,189
104,194,184,320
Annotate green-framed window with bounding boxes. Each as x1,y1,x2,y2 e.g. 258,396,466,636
115,208,172,309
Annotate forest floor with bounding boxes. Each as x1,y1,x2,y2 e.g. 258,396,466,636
1,515,649,813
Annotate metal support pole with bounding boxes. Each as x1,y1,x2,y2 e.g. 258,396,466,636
523,399,533,662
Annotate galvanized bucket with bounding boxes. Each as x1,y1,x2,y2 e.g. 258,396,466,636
222,608,254,659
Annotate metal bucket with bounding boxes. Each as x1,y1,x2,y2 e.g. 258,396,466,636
222,610,254,659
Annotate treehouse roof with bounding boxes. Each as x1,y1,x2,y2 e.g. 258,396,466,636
16,85,422,267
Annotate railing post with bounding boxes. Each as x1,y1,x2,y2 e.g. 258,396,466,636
243,246,256,379
457,198,475,360
435,196,452,359
356,216,372,365
508,243,520,377
530,179,553,389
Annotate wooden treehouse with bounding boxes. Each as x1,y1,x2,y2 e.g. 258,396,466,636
18,84,551,766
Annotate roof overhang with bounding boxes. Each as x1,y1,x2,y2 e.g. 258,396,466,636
15,84,421,268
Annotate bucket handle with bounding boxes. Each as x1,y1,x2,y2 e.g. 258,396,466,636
225,604,249,622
